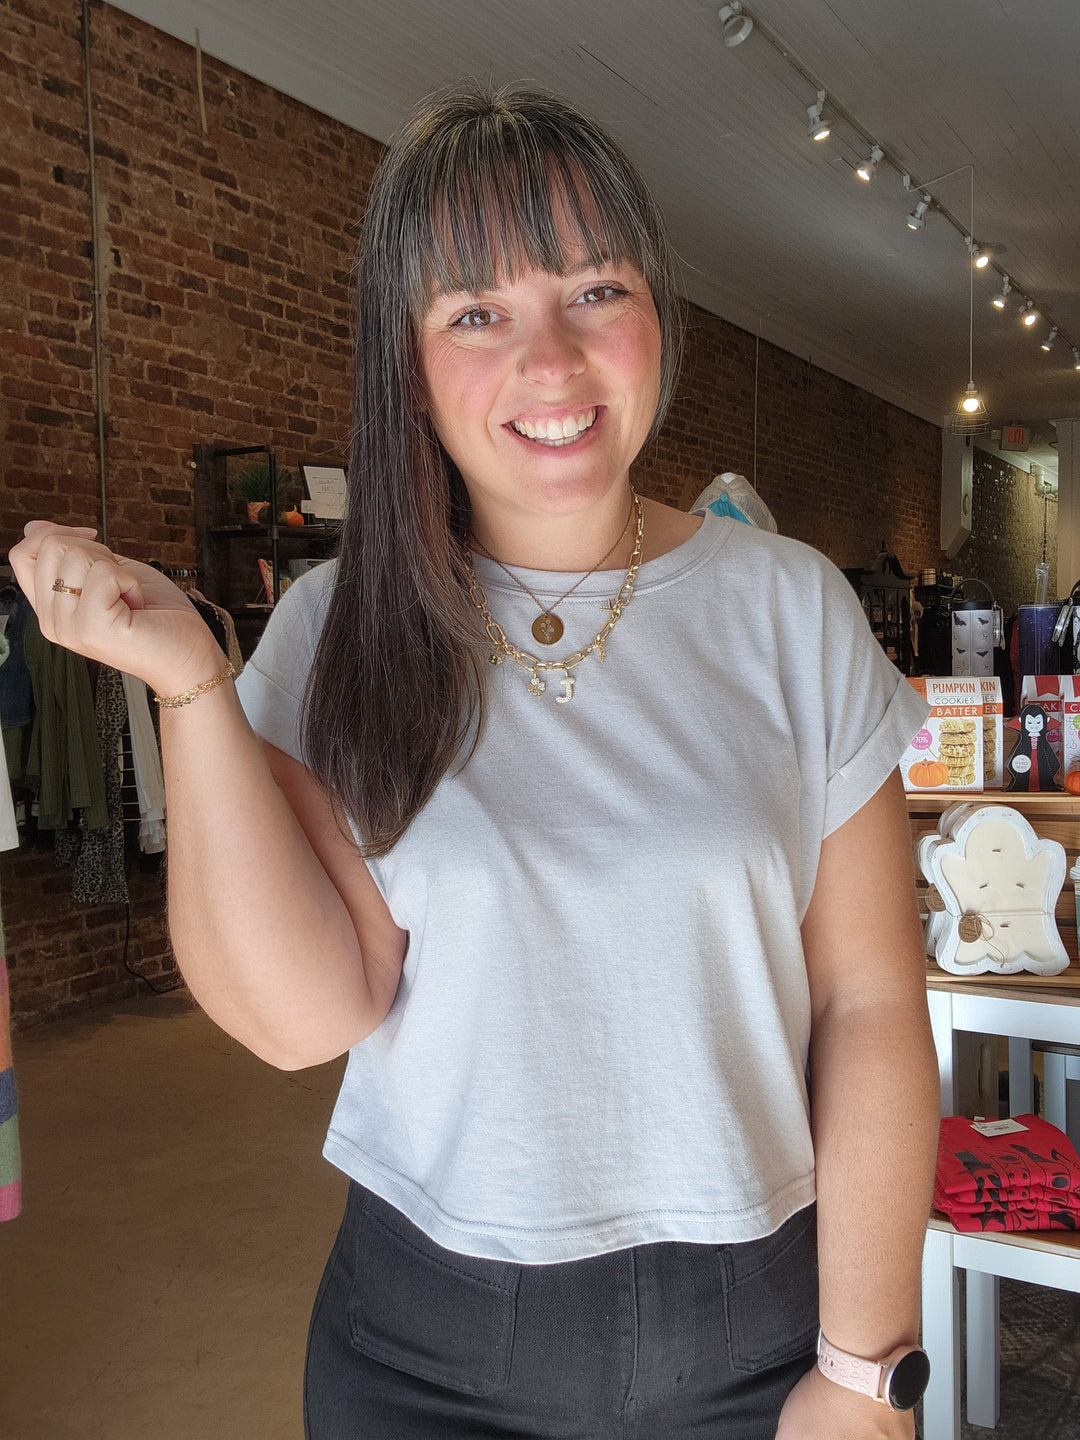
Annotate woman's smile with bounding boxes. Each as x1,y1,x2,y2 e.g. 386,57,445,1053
508,405,599,446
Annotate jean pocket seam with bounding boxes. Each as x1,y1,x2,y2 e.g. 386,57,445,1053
347,1198,519,1397
348,1327,514,1398
719,1210,818,1374
363,1208,519,1296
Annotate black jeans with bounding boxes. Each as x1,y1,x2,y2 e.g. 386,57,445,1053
304,1182,819,1439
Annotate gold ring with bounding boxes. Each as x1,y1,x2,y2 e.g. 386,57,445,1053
51,578,83,597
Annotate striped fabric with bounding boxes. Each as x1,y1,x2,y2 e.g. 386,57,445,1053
0,925,21,1221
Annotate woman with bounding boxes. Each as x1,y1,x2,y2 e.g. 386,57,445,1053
12,84,938,1439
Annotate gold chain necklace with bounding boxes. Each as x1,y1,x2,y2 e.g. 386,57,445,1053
465,491,645,704
470,498,633,646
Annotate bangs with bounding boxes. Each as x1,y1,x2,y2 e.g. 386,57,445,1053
401,105,660,311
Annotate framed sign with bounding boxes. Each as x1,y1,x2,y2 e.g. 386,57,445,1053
299,464,347,521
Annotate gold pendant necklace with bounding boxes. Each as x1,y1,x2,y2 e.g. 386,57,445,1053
470,498,633,646
464,491,645,703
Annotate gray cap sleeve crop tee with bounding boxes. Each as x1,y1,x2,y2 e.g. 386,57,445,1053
234,514,930,1263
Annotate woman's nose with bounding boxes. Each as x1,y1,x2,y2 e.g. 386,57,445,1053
518,315,587,387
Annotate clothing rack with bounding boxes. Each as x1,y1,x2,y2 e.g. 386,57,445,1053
148,562,200,591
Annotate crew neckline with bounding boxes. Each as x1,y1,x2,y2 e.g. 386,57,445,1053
470,511,736,600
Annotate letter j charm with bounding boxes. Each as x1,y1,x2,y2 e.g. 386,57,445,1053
555,670,575,705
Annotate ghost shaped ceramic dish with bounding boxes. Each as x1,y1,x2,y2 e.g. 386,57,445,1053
925,805,1069,976
917,804,987,957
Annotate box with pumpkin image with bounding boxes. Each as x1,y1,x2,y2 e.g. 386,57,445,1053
901,677,985,793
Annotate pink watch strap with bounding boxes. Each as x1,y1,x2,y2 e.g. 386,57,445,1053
816,1332,887,1403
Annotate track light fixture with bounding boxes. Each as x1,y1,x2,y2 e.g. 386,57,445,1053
965,237,991,268
856,145,883,182
717,2,754,46
715,18,1079,382
807,91,830,141
1041,327,1058,352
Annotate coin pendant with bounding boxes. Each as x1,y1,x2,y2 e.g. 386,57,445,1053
532,612,564,645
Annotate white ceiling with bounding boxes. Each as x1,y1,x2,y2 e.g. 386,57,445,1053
111,0,1080,441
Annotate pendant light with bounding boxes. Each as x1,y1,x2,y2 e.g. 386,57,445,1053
950,171,989,435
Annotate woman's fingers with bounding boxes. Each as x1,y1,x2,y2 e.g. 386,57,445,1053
10,522,109,609
22,520,98,538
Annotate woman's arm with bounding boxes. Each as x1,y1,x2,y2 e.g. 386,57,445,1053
777,767,939,1439
163,693,406,1069
10,523,406,1070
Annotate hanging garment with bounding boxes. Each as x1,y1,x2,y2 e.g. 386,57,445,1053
23,614,108,832
54,666,130,904
0,635,18,852
0,587,33,731
1,588,34,789
120,672,166,854
0,891,21,1221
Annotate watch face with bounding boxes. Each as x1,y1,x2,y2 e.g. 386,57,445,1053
887,1349,931,1411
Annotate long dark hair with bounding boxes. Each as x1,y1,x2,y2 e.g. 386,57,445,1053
302,82,684,856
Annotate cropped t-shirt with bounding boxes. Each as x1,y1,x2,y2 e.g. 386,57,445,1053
234,514,930,1262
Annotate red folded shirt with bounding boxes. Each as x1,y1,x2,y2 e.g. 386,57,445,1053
935,1115,1080,1234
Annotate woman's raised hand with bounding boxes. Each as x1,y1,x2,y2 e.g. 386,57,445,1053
9,521,227,697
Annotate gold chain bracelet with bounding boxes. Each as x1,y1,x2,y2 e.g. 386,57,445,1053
154,662,237,709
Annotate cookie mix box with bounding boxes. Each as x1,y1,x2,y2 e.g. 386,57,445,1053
980,677,1004,789
902,677,985,792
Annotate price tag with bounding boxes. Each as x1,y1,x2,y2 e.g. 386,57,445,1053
970,1118,1029,1137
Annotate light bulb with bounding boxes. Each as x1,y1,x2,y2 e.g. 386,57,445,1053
962,396,981,413
992,278,1010,309
1020,300,1038,326
1041,327,1058,352
966,237,991,269
856,146,883,182
906,198,930,230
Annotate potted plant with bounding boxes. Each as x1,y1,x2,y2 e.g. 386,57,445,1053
228,462,298,525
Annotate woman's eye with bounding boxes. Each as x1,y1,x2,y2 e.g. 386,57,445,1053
576,284,626,306
452,307,496,329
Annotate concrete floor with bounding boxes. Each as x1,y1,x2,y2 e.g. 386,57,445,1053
0,992,348,1440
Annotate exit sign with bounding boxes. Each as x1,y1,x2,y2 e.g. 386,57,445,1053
1001,425,1029,451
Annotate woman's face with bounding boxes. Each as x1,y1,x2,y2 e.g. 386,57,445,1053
417,220,662,537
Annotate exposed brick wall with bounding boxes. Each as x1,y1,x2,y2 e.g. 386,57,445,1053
953,449,1058,619
1,0,378,558
636,317,943,574
0,0,1042,1029
0,847,172,1028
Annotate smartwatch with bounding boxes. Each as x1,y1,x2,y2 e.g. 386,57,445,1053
816,1331,931,1412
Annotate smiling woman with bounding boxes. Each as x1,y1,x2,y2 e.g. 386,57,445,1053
9,79,939,1440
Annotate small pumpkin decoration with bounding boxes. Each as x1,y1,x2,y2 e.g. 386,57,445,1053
908,757,950,788
1064,770,1080,796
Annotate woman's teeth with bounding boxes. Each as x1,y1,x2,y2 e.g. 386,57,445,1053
510,408,597,446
